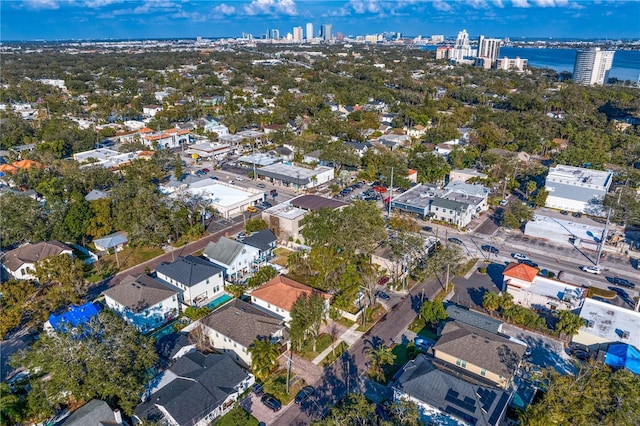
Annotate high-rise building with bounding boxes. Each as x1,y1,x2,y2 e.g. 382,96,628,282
477,35,502,64
573,48,615,86
293,26,303,42
268,29,279,40
321,24,332,41
451,29,474,63
306,23,314,41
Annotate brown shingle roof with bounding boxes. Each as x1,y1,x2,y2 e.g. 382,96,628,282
250,275,330,312
1,241,72,272
103,275,177,313
503,262,538,282
200,299,284,348
433,321,525,380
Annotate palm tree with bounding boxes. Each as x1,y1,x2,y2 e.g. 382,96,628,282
247,338,280,381
482,292,500,313
365,344,396,383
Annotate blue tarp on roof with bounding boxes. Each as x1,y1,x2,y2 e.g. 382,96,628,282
604,343,640,375
48,302,101,332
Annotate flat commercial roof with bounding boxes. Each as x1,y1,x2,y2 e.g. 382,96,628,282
238,153,282,166
391,184,442,210
579,298,640,349
526,214,605,243
263,203,307,220
289,194,349,211
257,163,332,185
547,165,612,190
183,180,260,208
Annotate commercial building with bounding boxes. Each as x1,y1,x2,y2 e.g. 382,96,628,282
544,164,613,215
572,298,640,351
293,26,303,42
477,36,502,67
321,24,332,41
524,214,606,250
573,48,615,86
306,23,314,41
256,163,334,191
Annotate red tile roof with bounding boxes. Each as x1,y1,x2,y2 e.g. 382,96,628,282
250,275,330,312
503,262,538,282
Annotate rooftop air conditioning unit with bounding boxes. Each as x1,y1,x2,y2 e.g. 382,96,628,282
622,330,630,340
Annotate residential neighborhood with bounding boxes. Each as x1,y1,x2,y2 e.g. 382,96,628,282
1,27,639,426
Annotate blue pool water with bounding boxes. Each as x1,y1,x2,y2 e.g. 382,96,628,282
206,294,233,309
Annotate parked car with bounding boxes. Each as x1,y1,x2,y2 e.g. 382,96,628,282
247,206,257,213
448,237,463,245
414,337,433,352
580,265,601,274
257,182,266,188
568,347,591,361
512,253,530,261
252,383,264,396
377,276,390,286
560,210,569,215
519,259,539,268
422,226,433,232
481,245,499,254
195,169,207,176
262,201,272,208
499,199,508,206
612,277,635,289
261,394,281,412
209,176,219,180
236,176,245,181
375,290,390,300
294,385,315,405
572,212,582,218
201,168,210,173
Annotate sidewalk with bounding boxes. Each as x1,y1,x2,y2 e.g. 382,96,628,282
311,322,363,365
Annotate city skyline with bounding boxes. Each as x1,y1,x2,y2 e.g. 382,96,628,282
1,0,639,42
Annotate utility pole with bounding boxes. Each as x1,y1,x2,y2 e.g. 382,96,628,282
388,166,394,219
252,143,257,181
285,349,293,393
596,207,612,267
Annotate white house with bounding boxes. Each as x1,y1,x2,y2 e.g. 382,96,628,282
202,237,260,283
93,231,128,253
200,299,287,367
155,255,225,307
249,275,330,323
142,105,163,117
103,275,180,333
1,241,73,280
140,128,190,150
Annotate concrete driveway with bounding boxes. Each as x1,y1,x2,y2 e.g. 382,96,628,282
240,392,289,425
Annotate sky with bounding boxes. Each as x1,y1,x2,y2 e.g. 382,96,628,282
1,0,639,41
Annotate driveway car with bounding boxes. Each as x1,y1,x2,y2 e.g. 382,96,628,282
580,265,601,274
294,385,315,405
512,253,530,261
375,290,390,300
481,245,499,254
261,394,282,412
252,383,264,396
448,237,463,245
414,337,433,352
612,277,635,289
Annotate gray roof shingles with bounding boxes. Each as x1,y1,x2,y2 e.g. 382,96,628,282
242,229,277,252
203,237,245,267
156,255,223,287
135,353,249,426
445,304,503,335
394,354,511,426
200,299,284,348
434,322,525,380
103,275,177,313
2,241,72,272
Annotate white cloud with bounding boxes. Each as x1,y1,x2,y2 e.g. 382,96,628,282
432,0,453,11
349,0,383,14
22,0,60,9
511,0,530,7
243,0,298,16
491,0,505,7
466,0,489,8
532,0,556,6
213,3,236,15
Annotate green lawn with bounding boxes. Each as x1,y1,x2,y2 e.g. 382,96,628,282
97,246,164,270
214,405,260,426
382,343,413,383
262,371,304,404
321,341,349,366
408,317,439,340
298,333,333,360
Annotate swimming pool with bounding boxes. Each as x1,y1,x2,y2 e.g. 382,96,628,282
205,293,233,310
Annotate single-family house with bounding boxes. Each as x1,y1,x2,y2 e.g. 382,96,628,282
103,275,180,333
250,275,330,322
275,146,294,161
202,238,260,283
135,352,254,426
93,231,128,253
448,168,488,183
502,262,587,312
84,189,109,202
155,333,197,365
303,150,322,164
155,255,225,307
393,354,511,426
143,105,163,117
407,125,427,138
1,241,73,280
200,299,287,367
241,229,278,267
431,321,526,389
45,302,101,333
61,399,125,426
345,141,371,158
